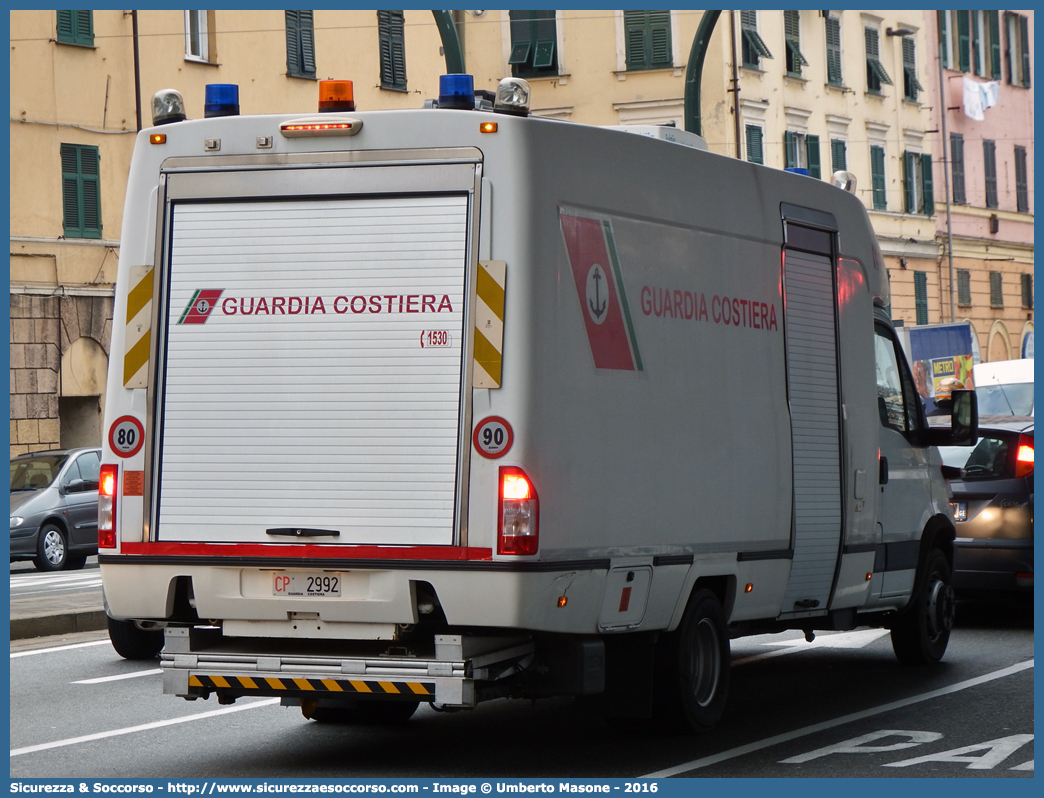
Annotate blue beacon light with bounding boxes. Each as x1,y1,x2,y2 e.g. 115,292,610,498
204,84,240,118
438,74,475,110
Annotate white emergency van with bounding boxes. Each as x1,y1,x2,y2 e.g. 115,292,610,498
99,76,977,732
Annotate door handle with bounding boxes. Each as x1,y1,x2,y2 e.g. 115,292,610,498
879,456,889,485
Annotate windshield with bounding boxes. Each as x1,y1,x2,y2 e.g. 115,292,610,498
10,455,67,492
976,383,1034,416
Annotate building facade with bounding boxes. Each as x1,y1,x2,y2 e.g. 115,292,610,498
926,9,1034,362
9,10,1033,456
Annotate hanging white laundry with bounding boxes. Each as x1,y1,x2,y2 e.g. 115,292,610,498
981,80,1000,108
962,75,985,121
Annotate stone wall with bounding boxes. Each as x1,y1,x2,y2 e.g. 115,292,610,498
9,293,113,456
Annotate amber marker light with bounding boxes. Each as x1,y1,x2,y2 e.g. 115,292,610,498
557,597,568,608
866,572,873,581
480,121,498,133
150,133,166,144
745,583,753,593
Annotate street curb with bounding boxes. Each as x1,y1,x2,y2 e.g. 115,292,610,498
10,610,108,641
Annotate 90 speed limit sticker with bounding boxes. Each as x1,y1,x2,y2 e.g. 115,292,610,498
473,416,513,459
108,416,145,458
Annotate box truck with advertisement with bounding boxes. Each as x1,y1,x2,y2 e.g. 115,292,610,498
99,76,977,732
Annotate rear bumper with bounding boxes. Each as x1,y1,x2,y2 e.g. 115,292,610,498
953,539,1033,592
160,626,534,708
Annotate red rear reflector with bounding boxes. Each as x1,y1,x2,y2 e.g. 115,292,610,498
99,463,118,548
498,466,539,556
1015,436,1034,478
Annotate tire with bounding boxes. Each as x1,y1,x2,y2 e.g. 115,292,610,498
65,554,87,571
33,524,68,572
654,589,730,733
891,547,955,666
304,700,419,725
107,616,165,660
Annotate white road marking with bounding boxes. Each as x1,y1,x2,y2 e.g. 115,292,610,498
10,639,112,658
732,629,890,666
641,659,1034,778
10,698,281,757
73,668,162,684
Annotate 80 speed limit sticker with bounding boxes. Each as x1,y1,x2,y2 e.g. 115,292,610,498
473,416,513,459
108,416,145,458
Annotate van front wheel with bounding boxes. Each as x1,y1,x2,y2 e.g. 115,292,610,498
890,548,955,666
655,589,730,733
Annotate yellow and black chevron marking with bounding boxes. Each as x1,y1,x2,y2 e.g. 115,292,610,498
124,266,154,388
473,260,506,389
188,674,435,697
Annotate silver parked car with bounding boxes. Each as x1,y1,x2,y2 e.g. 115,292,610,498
10,447,101,571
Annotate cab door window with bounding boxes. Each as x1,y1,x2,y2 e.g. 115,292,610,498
874,323,925,438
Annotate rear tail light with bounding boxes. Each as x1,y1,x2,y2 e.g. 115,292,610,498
99,464,118,548
1015,435,1034,478
498,467,538,555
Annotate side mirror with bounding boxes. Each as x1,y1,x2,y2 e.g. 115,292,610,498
63,478,86,494
949,389,978,445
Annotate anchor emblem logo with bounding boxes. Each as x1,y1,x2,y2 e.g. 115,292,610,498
586,263,609,325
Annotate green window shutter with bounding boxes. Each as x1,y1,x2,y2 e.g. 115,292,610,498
286,10,315,78
870,145,886,210
1021,273,1033,309
938,11,949,69
957,270,971,307
989,272,1003,308
950,133,966,204
57,10,93,47
920,153,934,216
624,11,670,70
510,11,557,75
971,11,983,76
60,144,101,240
623,11,647,69
1019,15,1031,88
648,11,671,67
740,10,772,68
957,11,971,72
806,135,821,179
831,139,847,172
1014,146,1028,213
903,151,917,213
914,271,928,325
825,17,842,85
784,10,807,75
988,11,1002,79
784,131,797,168
865,28,892,91
983,140,998,208
902,38,924,101
378,10,406,90
745,125,763,165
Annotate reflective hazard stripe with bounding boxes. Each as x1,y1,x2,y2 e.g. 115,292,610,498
123,266,153,387
473,260,505,388
188,674,434,697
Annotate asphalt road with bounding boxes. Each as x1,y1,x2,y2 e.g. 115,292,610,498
9,596,1032,779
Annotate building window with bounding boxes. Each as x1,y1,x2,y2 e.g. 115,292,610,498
784,132,821,178
509,10,558,77
285,10,316,79
902,38,925,101
903,152,934,216
974,11,1002,78
56,10,93,47
950,133,966,204
957,269,972,307
624,10,672,71
740,11,773,69
914,271,929,325
983,139,998,209
825,16,843,86
1021,274,1033,309
1014,146,1029,213
60,144,101,240
745,125,764,165
185,10,209,62
989,272,1003,308
784,10,809,77
377,10,406,91
830,139,847,172
870,145,886,210
865,27,892,93
1005,12,1031,88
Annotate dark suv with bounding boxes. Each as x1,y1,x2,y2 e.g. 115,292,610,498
10,448,102,571
937,416,1034,597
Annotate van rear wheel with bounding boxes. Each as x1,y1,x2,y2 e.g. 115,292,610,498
890,547,955,666
107,616,165,660
655,589,730,733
